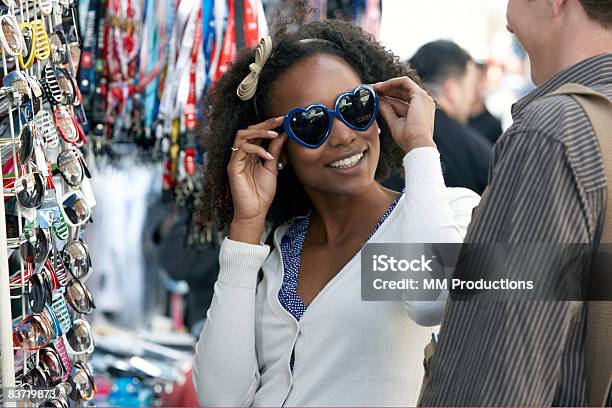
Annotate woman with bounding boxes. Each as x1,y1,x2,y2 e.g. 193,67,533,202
193,3,479,406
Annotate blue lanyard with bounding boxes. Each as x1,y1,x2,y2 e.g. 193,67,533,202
143,0,160,132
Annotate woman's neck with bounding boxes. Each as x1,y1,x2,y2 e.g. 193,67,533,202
305,182,398,245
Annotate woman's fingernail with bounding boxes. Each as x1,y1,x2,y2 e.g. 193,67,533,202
267,130,279,137
266,152,274,160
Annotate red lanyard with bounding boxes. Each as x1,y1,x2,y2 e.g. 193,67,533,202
244,0,260,47
212,0,237,83
184,7,202,131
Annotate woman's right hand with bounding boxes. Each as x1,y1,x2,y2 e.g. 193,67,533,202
227,116,287,244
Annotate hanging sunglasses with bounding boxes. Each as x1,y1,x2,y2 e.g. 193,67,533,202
19,365,53,388
3,171,45,208
31,19,51,60
282,84,379,148
49,30,68,66
28,346,66,386
12,312,55,350
50,28,84,107
0,120,35,164
7,227,50,268
40,347,66,384
54,148,90,187
49,29,79,78
18,22,36,68
64,318,94,355
1,70,31,107
35,110,60,148
54,68,77,105
59,189,91,227
11,258,69,292
26,272,52,313
0,13,25,56
65,278,95,314
62,239,91,280
53,106,86,146
69,362,95,401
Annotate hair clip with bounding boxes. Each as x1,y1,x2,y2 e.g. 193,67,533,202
31,20,51,61
237,36,272,101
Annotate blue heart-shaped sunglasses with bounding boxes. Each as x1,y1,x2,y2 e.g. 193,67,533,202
281,84,379,148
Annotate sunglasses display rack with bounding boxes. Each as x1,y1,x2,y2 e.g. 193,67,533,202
0,0,99,406
75,0,269,248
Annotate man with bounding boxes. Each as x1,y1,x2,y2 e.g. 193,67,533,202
410,40,493,194
419,0,612,406
384,41,492,194
469,62,504,144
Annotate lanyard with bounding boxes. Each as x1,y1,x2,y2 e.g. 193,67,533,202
208,0,227,85
213,0,236,83
202,0,215,85
243,0,260,47
184,6,202,131
158,0,196,129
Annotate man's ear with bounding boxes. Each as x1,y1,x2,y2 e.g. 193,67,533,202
441,78,458,107
550,0,569,18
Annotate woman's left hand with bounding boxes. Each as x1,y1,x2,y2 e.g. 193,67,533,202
372,77,437,153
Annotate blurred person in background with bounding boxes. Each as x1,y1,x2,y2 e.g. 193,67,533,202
409,40,492,195
419,0,612,406
469,62,504,144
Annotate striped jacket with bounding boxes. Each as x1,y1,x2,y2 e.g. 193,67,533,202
420,54,612,406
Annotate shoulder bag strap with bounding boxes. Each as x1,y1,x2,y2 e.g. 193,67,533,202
549,83,612,406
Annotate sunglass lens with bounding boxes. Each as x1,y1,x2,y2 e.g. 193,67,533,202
1,18,21,55
66,321,92,353
66,280,94,314
35,228,50,263
40,348,64,384
15,317,49,349
287,107,329,147
16,173,45,208
18,125,34,165
56,71,74,105
63,241,90,279
337,87,377,130
58,151,83,186
70,366,94,400
62,193,90,226
28,273,48,313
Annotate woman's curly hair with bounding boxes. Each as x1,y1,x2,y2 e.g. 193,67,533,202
200,0,423,231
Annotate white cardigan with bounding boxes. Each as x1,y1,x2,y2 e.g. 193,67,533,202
193,148,480,407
